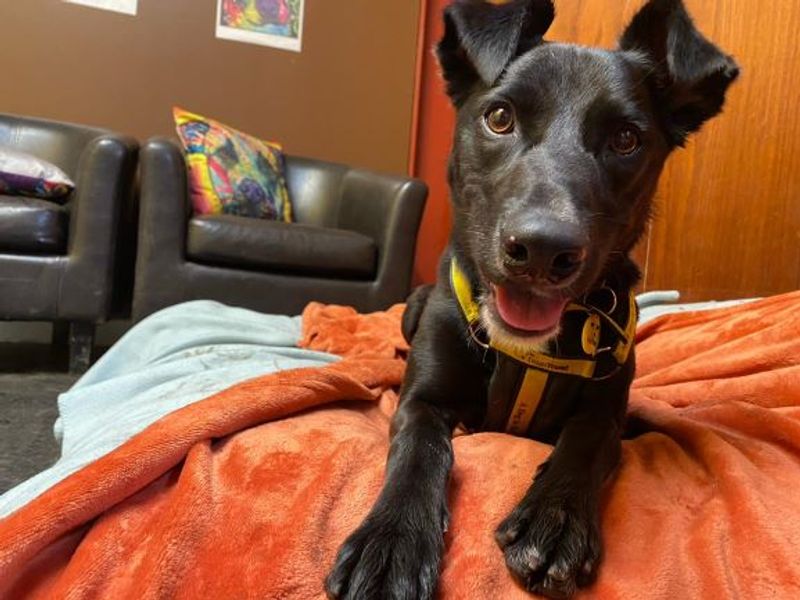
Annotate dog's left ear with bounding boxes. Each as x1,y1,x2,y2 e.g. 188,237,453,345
437,0,555,106
620,0,739,146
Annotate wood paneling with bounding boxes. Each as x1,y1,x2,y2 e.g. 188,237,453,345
0,0,420,175
414,0,800,301
550,0,800,301
647,2,800,299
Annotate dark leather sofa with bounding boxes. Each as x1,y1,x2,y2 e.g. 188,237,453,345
0,114,138,372
132,138,427,320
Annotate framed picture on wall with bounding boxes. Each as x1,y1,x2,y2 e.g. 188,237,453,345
215,0,305,52
63,0,137,15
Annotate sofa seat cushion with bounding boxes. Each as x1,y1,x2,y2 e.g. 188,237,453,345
186,214,377,279
0,195,68,254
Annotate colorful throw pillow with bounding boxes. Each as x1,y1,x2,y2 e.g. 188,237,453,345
173,107,292,221
0,148,74,199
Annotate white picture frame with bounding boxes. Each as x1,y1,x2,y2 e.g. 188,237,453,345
63,0,138,16
215,0,305,53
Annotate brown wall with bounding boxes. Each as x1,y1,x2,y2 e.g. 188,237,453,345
0,0,420,175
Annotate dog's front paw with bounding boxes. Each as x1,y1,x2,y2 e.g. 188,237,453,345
495,491,601,599
325,506,446,600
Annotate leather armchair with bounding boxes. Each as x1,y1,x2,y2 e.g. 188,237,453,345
132,138,427,319
0,114,138,372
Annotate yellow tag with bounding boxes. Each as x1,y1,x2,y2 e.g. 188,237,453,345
582,313,601,356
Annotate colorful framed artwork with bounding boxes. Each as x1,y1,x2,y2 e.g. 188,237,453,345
216,0,305,53
63,0,137,15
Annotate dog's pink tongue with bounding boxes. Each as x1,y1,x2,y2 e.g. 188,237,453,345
494,286,568,332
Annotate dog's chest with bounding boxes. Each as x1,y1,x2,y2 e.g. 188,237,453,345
479,298,635,442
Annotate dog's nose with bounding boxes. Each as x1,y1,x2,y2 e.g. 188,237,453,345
502,224,587,284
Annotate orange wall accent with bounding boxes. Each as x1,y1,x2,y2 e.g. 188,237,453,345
411,0,455,285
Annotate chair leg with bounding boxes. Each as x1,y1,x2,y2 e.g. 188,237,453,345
68,322,95,374
52,321,69,347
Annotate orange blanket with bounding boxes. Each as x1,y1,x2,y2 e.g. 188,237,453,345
2,294,800,598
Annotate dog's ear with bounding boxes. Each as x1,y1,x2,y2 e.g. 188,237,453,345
437,0,555,105
620,0,739,146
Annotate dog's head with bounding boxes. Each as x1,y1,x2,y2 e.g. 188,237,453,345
438,0,738,346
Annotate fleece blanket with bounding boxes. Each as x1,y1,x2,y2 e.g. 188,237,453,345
0,291,743,516
0,301,338,518
2,294,800,598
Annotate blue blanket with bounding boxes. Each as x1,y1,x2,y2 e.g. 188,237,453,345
0,301,337,517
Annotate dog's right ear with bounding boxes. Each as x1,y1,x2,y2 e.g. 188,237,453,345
437,0,555,106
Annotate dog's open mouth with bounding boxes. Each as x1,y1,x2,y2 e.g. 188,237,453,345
490,284,568,337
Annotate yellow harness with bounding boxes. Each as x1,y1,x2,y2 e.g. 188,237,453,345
450,258,637,435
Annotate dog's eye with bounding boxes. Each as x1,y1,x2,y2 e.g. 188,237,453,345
610,127,641,155
484,104,515,135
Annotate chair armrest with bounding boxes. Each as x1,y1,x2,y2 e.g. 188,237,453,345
338,168,427,302
136,137,191,266
132,137,192,319
60,134,138,319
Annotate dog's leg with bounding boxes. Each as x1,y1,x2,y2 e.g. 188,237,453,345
325,399,453,600
495,363,633,599
325,286,485,600
401,283,433,344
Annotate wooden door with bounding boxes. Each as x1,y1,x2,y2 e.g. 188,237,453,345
413,0,800,301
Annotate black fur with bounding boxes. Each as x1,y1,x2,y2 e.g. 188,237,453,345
325,1,738,598
618,0,739,146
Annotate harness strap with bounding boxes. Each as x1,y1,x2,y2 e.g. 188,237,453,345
506,368,550,434
450,258,637,435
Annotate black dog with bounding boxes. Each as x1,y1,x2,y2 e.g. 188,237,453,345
326,0,738,597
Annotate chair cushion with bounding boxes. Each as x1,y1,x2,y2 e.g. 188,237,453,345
173,107,293,222
0,147,74,200
0,195,68,254
186,214,377,279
